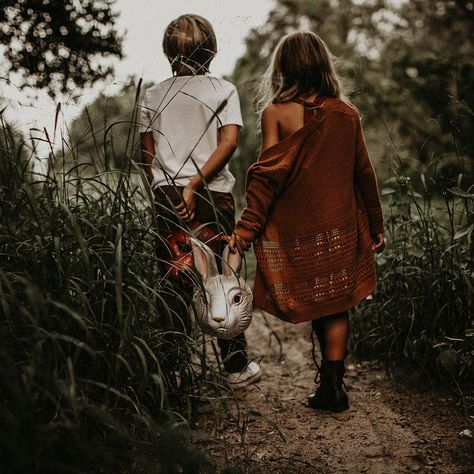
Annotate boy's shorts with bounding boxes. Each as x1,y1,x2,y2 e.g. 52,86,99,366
154,185,235,237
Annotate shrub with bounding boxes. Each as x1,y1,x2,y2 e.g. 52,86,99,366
350,174,474,386
0,109,210,472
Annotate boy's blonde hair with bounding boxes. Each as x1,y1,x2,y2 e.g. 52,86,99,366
163,14,217,75
259,31,342,110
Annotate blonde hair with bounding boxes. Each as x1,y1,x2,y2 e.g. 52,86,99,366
258,31,342,111
163,14,217,75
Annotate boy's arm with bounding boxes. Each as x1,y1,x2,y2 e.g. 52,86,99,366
140,131,155,186
189,124,239,190
176,124,239,221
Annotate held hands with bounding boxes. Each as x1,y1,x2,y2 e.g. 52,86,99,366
372,233,385,253
228,233,252,256
175,185,196,222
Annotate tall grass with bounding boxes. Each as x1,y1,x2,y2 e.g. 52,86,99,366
349,100,474,390
0,97,215,472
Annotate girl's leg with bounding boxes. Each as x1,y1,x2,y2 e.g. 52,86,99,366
308,311,349,412
311,311,349,360
323,311,349,361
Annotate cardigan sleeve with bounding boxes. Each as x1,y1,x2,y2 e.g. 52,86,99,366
234,146,299,241
354,115,384,235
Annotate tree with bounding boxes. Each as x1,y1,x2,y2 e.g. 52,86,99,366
362,0,474,185
230,0,474,202
0,0,123,96
61,78,145,172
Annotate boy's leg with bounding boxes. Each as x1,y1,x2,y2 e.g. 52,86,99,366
153,186,194,375
218,333,248,373
194,189,249,373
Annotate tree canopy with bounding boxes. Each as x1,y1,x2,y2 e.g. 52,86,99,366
229,0,474,202
0,0,123,96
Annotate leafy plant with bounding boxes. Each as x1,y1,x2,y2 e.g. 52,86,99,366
0,89,216,472
349,157,474,387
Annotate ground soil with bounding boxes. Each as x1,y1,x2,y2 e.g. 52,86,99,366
193,310,474,473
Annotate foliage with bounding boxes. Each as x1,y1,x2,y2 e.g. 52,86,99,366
350,174,474,385
0,0,123,96
229,0,474,205
64,79,147,170
355,0,474,187
0,109,214,472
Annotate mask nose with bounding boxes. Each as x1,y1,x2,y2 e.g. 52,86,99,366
212,316,225,323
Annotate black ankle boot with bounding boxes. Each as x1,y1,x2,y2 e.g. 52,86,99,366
308,360,349,412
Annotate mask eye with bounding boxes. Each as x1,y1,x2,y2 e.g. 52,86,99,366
232,292,242,305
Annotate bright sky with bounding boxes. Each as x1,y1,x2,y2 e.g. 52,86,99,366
1,0,274,145
115,0,274,83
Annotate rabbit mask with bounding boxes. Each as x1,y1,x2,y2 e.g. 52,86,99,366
190,238,253,340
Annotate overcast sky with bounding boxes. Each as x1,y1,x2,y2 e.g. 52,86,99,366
115,0,274,82
2,0,274,143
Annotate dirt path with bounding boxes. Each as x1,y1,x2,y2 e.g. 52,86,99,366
194,310,474,473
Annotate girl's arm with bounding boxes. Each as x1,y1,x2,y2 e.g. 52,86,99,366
176,124,239,221
260,104,280,152
140,131,155,185
229,106,279,252
230,106,297,252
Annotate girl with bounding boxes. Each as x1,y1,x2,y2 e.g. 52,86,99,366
139,14,261,388
230,31,384,410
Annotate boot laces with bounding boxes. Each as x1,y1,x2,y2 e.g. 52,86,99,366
311,328,321,385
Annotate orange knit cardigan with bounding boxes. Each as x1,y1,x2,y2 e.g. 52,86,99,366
235,97,384,323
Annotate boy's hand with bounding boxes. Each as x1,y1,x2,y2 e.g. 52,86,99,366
372,233,385,253
228,233,251,256
176,186,196,222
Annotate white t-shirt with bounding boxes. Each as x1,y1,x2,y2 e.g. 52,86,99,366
138,75,243,193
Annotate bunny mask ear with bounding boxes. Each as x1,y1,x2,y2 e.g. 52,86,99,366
190,237,218,279
221,244,242,277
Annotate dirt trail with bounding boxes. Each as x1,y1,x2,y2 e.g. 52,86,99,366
195,310,474,473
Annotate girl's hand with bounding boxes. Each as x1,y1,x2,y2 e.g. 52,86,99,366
176,186,196,222
228,233,251,256
372,233,385,253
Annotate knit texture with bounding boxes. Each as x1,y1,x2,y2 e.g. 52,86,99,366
235,97,384,323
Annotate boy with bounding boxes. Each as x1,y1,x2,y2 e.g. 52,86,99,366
139,14,261,388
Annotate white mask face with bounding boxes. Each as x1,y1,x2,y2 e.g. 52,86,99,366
190,238,253,340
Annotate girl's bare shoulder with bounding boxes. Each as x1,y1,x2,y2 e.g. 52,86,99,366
262,103,279,117
262,101,301,120
261,103,281,125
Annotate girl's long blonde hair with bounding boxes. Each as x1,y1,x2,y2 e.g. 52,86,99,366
258,31,342,111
